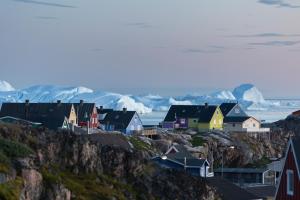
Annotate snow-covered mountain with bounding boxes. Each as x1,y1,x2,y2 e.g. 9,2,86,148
0,81,288,113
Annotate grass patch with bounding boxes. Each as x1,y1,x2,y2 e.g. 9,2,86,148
191,136,205,147
128,136,151,151
0,177,23,200
41,168,137,200
0,138,34,159
0,163,9,174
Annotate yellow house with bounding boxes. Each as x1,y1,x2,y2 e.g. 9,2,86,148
197,106,224,132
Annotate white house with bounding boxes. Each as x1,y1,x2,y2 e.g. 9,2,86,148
224,116,270,133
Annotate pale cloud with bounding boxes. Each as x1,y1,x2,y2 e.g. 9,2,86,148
13,0,75,8
258,0,300,8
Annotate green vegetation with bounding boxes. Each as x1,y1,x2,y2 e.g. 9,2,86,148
0,177,23,200
128,136,151,151
0,138,34,175
191,136,205,147
42,167,137,200
0,138,34,159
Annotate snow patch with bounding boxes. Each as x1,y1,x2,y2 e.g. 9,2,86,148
0,81,15,92
115,96,152,114
233,84,266,103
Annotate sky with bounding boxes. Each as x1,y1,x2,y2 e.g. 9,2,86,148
1,0,300,97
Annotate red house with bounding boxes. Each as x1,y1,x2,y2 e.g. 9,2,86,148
275,137,300,200
73,101,98,128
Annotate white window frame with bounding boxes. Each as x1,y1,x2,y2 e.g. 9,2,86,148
287,169,294,196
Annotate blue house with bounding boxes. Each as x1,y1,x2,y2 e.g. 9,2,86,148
152,144,212,177
100,108,143,135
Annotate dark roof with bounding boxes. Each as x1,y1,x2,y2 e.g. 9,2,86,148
165,144,206,167
174,158,207,167
163,105,219,123
97,108,114,114
224,116,251,123
166,145,194,160
0,103,72,130
72,103,96,122
245,185,276,199
207,177,260,200
102,111,136,130
214,168,269,174
219,103,237,116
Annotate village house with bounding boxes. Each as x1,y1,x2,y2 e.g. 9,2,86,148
223,116,270,133
72,100,98,128
220,102,269,133
152,144,212,177
0,100,77,130
100,108,143,134
275,136,300,200
162,104,224,132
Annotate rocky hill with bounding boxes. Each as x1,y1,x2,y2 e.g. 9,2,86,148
0,124,219,200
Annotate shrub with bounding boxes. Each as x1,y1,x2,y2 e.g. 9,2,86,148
0,177,23,200
191,136,205,147
0,138,34,158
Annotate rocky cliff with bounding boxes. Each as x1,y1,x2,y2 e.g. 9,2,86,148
0,124,219,200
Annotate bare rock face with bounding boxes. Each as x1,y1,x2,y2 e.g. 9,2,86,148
20,169,43,200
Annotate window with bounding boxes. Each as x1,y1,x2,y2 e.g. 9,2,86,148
214,119,216,125
180,119,186,124
253,123,256,127
232,123,235,127
287,170,294,196
219,119,222,125
235,108,240,113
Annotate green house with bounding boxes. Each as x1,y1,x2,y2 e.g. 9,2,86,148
162,104,224,131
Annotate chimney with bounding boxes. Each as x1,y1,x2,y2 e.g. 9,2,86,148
123,107,127,113
80,100,84,106
205,103,208,108
57,100,61,106
25,100,29,119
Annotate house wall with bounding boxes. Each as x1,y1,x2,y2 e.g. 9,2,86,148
162,121,175,129
198,123,210,131
276,146,300,200
198,107,223,132
89,106,98,128
224,122,245,132
210,107,224,130
227,104,248,117
68,105,77,126
243,118,261,129
188,118,199,129
209,107,223,130
125,113,143,135
175,118,188,129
